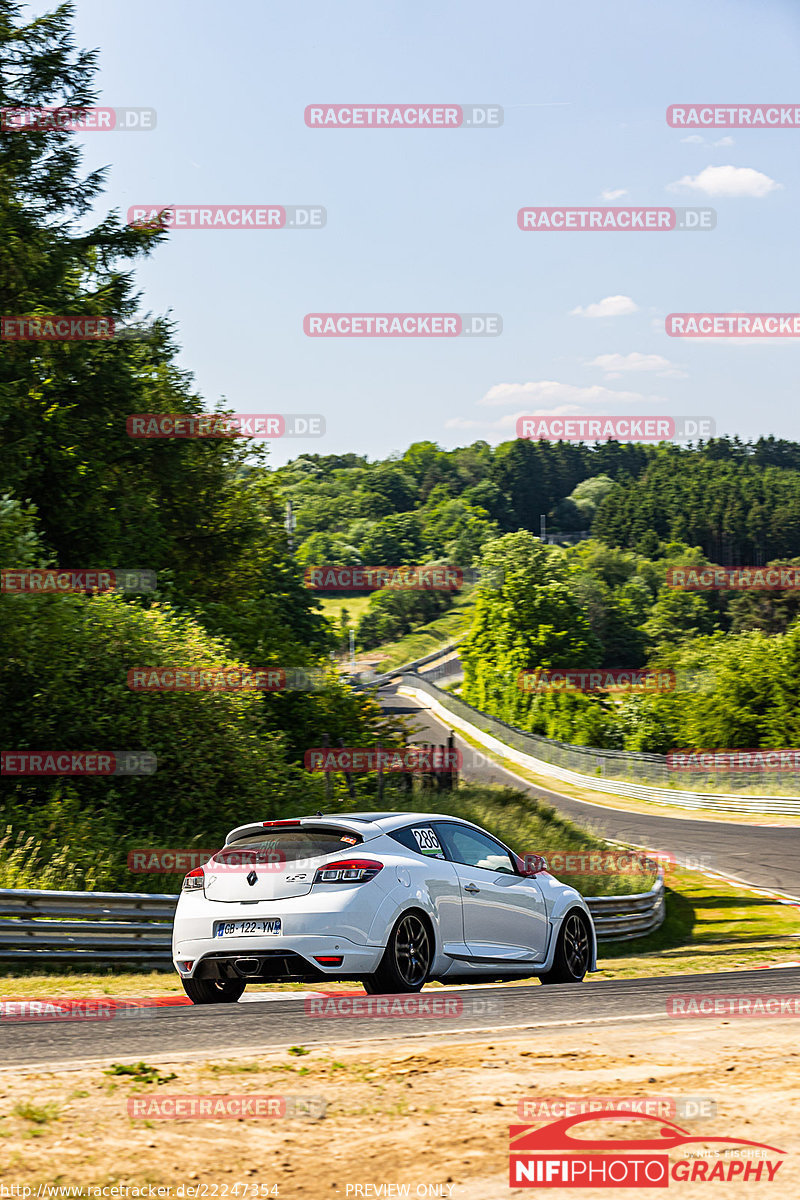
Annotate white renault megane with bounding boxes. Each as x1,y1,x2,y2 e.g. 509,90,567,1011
172,811,596,1002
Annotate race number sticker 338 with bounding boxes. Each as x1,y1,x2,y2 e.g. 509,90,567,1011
413,827,444,857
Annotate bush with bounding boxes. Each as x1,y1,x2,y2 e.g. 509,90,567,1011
355,586,453,651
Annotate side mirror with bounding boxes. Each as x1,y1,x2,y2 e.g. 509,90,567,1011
517,853,548,876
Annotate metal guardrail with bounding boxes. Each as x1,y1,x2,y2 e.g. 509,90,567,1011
0,871,664,963
398,676,800,813
586,874,665,942
0,888,176,962
363,639,465,688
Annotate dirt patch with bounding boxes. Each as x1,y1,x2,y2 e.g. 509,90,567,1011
0,1019,796,1197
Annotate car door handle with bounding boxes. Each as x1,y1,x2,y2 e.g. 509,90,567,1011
463,883,480,893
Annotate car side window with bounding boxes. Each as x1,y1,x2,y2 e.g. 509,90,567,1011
389,824,446,860
436,823,516,874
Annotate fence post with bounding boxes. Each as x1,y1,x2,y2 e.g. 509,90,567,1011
447,732,457,791
321,732,332,802
338,737,356,799
402,737,413,793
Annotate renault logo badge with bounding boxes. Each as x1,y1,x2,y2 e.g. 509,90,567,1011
247,869,258,886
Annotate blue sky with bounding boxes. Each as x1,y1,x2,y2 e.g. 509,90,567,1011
37,0,800,464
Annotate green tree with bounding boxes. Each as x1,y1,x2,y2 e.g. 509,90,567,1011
461,532,602,720
765,618,800,746
359,513,424,564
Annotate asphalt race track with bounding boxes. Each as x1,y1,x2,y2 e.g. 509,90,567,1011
2,968,799,1068
380,685,800,897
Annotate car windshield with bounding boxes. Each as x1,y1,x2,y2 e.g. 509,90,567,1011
217,827,361,866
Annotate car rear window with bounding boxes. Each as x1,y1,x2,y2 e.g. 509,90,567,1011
219,827,362,866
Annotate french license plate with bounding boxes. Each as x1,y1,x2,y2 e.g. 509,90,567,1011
214,919,281,937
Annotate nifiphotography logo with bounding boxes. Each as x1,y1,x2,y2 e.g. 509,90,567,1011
508,1111,785,1187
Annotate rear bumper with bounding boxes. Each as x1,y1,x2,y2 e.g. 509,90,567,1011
181,943,382,982
173,932,383,980
172,888,387,979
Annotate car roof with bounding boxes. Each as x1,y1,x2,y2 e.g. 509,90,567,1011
225,811,475,843
318,811,475,832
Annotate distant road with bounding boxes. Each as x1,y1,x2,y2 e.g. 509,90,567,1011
379,686,800,897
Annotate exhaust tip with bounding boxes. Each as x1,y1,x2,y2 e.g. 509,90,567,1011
234,957,261,976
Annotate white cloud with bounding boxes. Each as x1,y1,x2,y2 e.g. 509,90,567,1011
600,188,628,200
680,134,736,148
667,164,781,198
589,352,686,378
478,380,663,408
444,413,521,433
570,295,638,319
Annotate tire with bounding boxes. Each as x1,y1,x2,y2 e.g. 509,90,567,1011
181,976,247,1004
364,911,433,994
539,910,591,984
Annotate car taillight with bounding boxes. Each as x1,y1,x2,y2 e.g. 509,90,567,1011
313,858,383,884
182,866,205,891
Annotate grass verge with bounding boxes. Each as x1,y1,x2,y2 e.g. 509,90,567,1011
597,865,800,978
367,587,475,672
315,594,373,625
